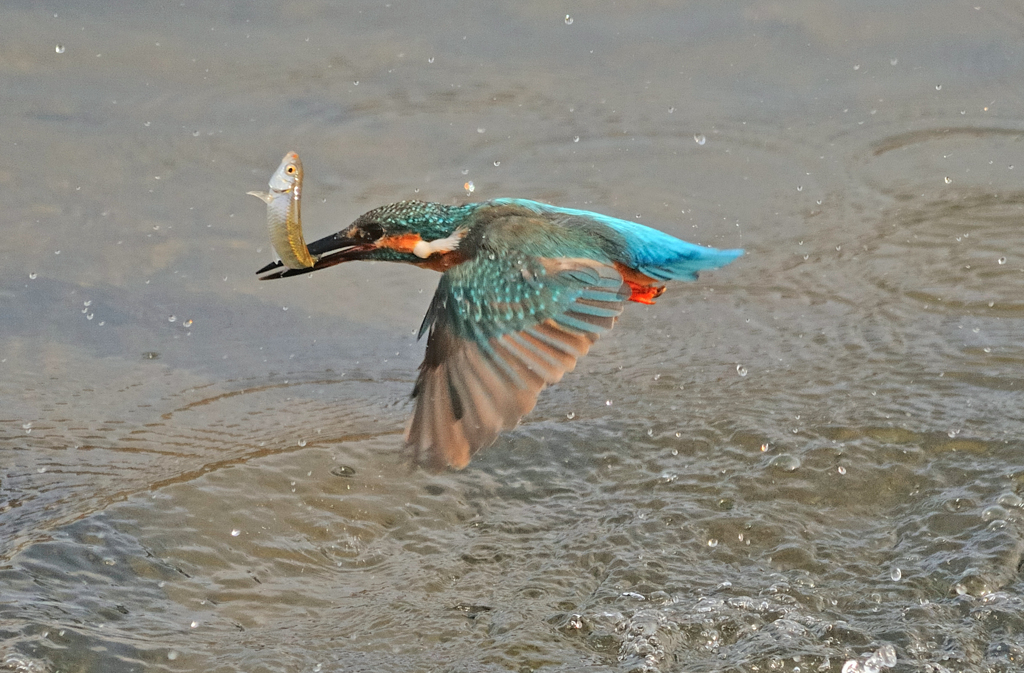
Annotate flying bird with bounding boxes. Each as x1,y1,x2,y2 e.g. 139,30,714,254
253,152,742,470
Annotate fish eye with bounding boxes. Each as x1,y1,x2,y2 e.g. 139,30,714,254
285,165,297,174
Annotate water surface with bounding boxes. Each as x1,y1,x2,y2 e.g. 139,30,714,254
2,1,1024,671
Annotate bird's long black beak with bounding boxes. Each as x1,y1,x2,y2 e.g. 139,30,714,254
256,232,372,280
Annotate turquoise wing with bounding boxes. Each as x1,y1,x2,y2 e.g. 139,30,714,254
406,251,629,470
491,198,743,282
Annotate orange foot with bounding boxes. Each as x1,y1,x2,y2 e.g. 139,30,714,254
626,281,666,305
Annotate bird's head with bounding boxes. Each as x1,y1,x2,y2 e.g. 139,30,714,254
258,200,476,279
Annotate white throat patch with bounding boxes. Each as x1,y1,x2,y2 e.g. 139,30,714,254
412,228,468,259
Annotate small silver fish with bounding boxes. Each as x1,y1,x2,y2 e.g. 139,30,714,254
248,151,314,269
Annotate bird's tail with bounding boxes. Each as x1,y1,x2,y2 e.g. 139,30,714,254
636,244,744,282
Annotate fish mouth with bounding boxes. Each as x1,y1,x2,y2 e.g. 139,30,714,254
256,233,373,280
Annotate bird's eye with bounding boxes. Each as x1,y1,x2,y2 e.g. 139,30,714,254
360,222,384,240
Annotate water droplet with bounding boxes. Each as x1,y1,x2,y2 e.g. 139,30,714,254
760,443,769,452
168,315,176,322
86,313,94,320
694,133,706,146
707,538,718,548
493,160,500,166
142,351,159,360
997,492,1023,507
935,84,942,90
476,127,485,134
183,319,193,327
668,106,675,113
28,273,37,279
890,567,902,581
853,64,860,71
573,135,580,143
605,399,612,406
982,505,1007,521
55,44,65,54
768,454,801,472
83,300,92,307
192,130,200,137
876,645,897,668
190,621,199,629
566,411,576,420
998,256,1006,265
564,14,573,25
647,428,654,437
330,465,357,478
427,57,434,63
838,466,847,475
944,176,952,184
298,439,307,447
890,57,898,65
230,529,240,537
167,651,179,661
736,364,747,377
948,428,960,438
817,199,823,205
464,181,475,193
796,185,803,192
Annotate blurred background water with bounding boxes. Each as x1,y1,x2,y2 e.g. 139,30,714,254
2,1,1024,671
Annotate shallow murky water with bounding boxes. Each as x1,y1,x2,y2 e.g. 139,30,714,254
2,1,1024,671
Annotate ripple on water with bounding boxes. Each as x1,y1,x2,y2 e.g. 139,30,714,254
4,368,1024,671
852,126,1024,318
0,370,409,561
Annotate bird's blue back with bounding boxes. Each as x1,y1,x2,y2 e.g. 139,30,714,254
490,198,743,282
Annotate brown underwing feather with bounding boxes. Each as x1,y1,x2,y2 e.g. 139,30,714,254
406,255,629,470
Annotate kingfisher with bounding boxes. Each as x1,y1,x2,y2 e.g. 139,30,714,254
254,155,742,470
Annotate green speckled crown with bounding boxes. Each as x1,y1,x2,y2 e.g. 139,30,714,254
354,200,478,241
